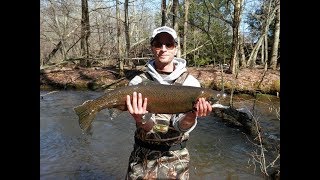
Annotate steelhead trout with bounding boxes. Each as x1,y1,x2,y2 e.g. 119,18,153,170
74,83,229,131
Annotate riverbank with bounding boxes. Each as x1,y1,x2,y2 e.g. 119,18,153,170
40,65,280,96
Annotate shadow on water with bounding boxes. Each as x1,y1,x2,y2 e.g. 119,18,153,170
40,90,279,180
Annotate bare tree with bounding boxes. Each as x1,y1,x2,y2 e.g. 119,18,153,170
263,33,268,65
239,34,247,67
182,0,189,58
124,0,130,59
116,0,125,77
270,0,280,70
80,0,91,67
229,0,244,74
247,0,278,68
41,0,79,66
172,0,181,57
161,0,167,26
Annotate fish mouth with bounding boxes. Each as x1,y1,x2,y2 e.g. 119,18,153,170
209,93,228,105
208,97,218,104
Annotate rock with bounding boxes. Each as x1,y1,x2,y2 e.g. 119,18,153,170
212,106,258,136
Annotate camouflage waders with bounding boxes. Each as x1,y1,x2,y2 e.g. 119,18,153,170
125,144,190,180
125,122,191,180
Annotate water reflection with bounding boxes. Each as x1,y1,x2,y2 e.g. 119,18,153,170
40,90,279,179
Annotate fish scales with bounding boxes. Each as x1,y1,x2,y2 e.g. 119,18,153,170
74,83,227,131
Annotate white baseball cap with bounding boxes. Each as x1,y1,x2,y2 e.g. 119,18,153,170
151,26,178,43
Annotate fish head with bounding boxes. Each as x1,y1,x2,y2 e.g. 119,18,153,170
207,91,228,106
198,89,226,104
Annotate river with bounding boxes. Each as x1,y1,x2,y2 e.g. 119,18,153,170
40,90,280,179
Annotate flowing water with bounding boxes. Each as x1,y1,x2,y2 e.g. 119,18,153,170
40,90,280,180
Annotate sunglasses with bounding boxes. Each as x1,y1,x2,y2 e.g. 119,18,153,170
152,41,175,50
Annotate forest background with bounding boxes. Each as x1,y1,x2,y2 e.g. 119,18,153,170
40,0,280,95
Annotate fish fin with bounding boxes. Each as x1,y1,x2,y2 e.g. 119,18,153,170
83,124,93,135
73,100,98,131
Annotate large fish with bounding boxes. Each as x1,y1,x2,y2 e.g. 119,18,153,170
74,83,229,131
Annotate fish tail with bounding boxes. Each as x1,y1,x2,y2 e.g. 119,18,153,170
73,100,98,131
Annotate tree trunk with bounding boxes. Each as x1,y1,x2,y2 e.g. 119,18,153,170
239,34,246,67
172,0,180,57
116,0,124,77
80,0,90,67
161,0,166,26
124,0,130,61
247,36,263,68
183,0,189,58
229,0,243,74
261,36,265,64
43,41,62,65
264,34,268,65
270,2,280,70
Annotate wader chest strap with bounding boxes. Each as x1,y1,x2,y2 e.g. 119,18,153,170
140,71,189,85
